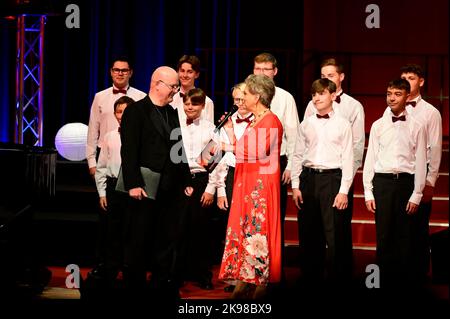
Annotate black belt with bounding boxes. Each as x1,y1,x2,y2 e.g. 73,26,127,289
191,171,208,179
374,172,413,180
303,166,341,174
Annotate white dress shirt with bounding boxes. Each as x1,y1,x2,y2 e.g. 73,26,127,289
171,91,215,124
383,95,442,187
95,129,122,197
180,117,220,195
363,109,427,205
86,86,146,168
211,112,254,197
291,111,354,194
305,91,365,177
271,86,300,171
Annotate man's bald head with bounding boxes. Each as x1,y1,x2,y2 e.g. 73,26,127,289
149,66,179,106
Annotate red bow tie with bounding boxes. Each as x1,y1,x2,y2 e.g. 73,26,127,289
392,115,406,122
406,101,417,107
236,115,252,123
186,118,195,125
335,92,343,103
316,113,330,119
113,88,127,94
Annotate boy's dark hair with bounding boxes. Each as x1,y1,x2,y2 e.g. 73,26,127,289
388,78,411,93
177,55,201,73
400,64,425,78
183,88,206,105
321,58,344,74
254,52,278,68
114,96,135,112
311,78,337,95
111,56,133,69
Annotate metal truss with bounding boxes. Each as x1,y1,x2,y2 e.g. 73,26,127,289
15,14,46,146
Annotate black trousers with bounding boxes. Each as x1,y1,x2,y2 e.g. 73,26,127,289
373,173,426,288
123,187,184,293
103,178,128,281
298,169,353,286
177,172,213,283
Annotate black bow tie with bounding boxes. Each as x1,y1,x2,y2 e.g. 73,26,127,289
316,113,330,119
180,92,185,98
113,88,127,94
392,115,406,122
335,92,343,103
236,115,252,123
186,118,195,125
406,101,417,107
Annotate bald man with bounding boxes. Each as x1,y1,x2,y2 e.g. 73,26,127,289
120,66,192,299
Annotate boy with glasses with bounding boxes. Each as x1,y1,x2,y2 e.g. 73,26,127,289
86,56,146,279
253,52,300,280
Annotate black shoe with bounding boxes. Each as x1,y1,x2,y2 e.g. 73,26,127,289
88,263,107,279
197,279,214,290
224,285,235,292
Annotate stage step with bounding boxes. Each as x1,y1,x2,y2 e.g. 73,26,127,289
284,217,448,248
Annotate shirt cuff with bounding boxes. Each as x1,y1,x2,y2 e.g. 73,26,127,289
338,180,351,195
217,187,226,198
285,159,292,171
205,184,216,195
364,190,375,202
291,178,300,189
98,189,106,197
409,193,422,205
87,157,97,169
426,175,437,188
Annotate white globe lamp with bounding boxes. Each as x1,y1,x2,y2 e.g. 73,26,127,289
54,123,88,161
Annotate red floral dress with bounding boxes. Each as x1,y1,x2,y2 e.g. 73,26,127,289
218,113,283,285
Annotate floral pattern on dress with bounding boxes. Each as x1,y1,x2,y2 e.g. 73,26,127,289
219,179,270,285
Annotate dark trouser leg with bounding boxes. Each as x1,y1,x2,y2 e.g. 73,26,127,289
298,170,326,285
373,174,415,289
316,171,352,287
104,180,128,287
123,198,157,292
183,174,213,284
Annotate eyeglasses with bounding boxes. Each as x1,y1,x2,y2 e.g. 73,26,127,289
111,68,131,74
158,80,180,91
233,98,244,104
253,67,274,72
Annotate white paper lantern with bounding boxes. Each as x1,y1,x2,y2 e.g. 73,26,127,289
55,123,88,161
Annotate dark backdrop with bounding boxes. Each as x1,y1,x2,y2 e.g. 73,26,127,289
0,0,303,147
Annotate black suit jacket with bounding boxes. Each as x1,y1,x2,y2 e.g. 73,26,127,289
120,95,191,193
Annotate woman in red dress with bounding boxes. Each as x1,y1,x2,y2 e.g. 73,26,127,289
219,74,283,299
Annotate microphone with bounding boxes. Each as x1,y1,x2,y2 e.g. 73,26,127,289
197,105,238,173
214,105,238,133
